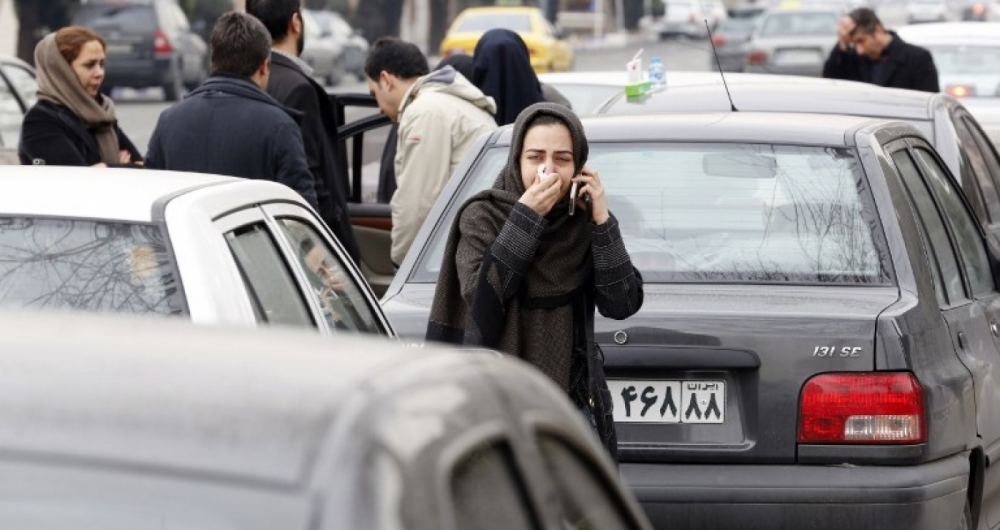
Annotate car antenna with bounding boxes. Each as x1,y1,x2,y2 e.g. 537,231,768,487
705,19,738,112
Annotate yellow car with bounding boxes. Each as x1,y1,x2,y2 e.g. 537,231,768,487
439,6,575,73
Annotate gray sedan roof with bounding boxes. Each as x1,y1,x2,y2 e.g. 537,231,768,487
600,74,938,121
0,312,470,487
492,112,892,147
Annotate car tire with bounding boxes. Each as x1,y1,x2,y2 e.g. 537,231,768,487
163,67,183,102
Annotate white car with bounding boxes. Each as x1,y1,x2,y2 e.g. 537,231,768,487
0,167,394,336
896,22,1000,99
906,0,949,23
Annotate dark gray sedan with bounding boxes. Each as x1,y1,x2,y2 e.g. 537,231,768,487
384,111,1000,530
0,311,652,530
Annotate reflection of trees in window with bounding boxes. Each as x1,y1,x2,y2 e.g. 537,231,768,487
759,147,885,283
0,218,183,315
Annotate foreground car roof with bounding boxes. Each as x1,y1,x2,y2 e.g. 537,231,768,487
493,112,887,147
0,312,460,485
600,73,937,121
0,167,243,222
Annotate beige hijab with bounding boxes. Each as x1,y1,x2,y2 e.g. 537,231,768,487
34,33,120,165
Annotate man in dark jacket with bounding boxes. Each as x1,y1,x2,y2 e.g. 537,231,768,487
822,8,939,93
145,11,317,208
246,0,360,263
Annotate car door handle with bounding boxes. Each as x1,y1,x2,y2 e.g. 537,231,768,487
992,322,1000,338
958,332,968,350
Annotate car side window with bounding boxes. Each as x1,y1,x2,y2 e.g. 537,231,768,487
537,435,637,530
912,147,996,298
952,115,1000,223
893,150,966,306
451,441,540,530
0,65,37,108
963,116,1000,200
225,223,314,327
274,218,384,335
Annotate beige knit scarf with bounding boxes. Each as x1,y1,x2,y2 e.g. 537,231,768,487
34,33,120,165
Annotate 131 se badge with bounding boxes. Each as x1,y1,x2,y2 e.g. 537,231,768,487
812,346,862,358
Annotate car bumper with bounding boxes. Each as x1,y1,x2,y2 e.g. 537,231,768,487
104,57,173,88
622,452,969,530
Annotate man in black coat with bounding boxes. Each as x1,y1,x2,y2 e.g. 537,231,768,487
145,12,317,209
823,8,939,93
246,0,360,263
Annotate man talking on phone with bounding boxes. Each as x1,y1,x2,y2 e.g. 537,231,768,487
822,7,939,93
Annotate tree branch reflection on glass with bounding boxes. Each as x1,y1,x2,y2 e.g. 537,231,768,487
0,218,184,315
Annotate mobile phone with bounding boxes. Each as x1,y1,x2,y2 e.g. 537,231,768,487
568,181,579,216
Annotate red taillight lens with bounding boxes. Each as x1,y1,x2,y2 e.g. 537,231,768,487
746,50,767,64
154,30,173,56
973,3,985,15
711,35,726,47
798,372,925,444
947,84,975,98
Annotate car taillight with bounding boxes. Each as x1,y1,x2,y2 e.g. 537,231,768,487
746,50,767,64
947,84,975,98
799,372,925,444
711,35,726,47
154,30,173,56
973,3,986,15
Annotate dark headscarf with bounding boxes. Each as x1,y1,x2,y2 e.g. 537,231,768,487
436,54,474,82
427,103,591,389
473,29,546,126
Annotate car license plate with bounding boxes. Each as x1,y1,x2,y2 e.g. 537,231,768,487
607,380,725,424
776,50,821,66
106,43,133,55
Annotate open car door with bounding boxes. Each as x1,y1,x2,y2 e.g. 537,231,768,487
330,93,394,298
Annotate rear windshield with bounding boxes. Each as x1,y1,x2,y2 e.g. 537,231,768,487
0,218,184,314
73,4,156,32
759,12,838,37
925,45,1000,96
413,143,890,285
456,13,532,32
718,17,757,32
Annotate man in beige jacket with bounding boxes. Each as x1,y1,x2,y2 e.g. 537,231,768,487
365,38,497,267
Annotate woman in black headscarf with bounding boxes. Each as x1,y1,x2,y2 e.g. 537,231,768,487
472,29,548,126
427,103,643,460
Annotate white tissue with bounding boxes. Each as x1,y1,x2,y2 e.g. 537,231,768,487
537,164,550,182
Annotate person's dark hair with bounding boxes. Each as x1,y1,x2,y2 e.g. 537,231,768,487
210,12,272,77
849,7,882,35
364,37,429,81
55,26,106,63
436,53,473,81
245,0,300,42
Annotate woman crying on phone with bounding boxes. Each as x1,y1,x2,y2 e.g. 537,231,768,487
427,102,643,461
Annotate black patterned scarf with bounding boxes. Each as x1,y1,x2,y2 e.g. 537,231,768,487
427,102,592,390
